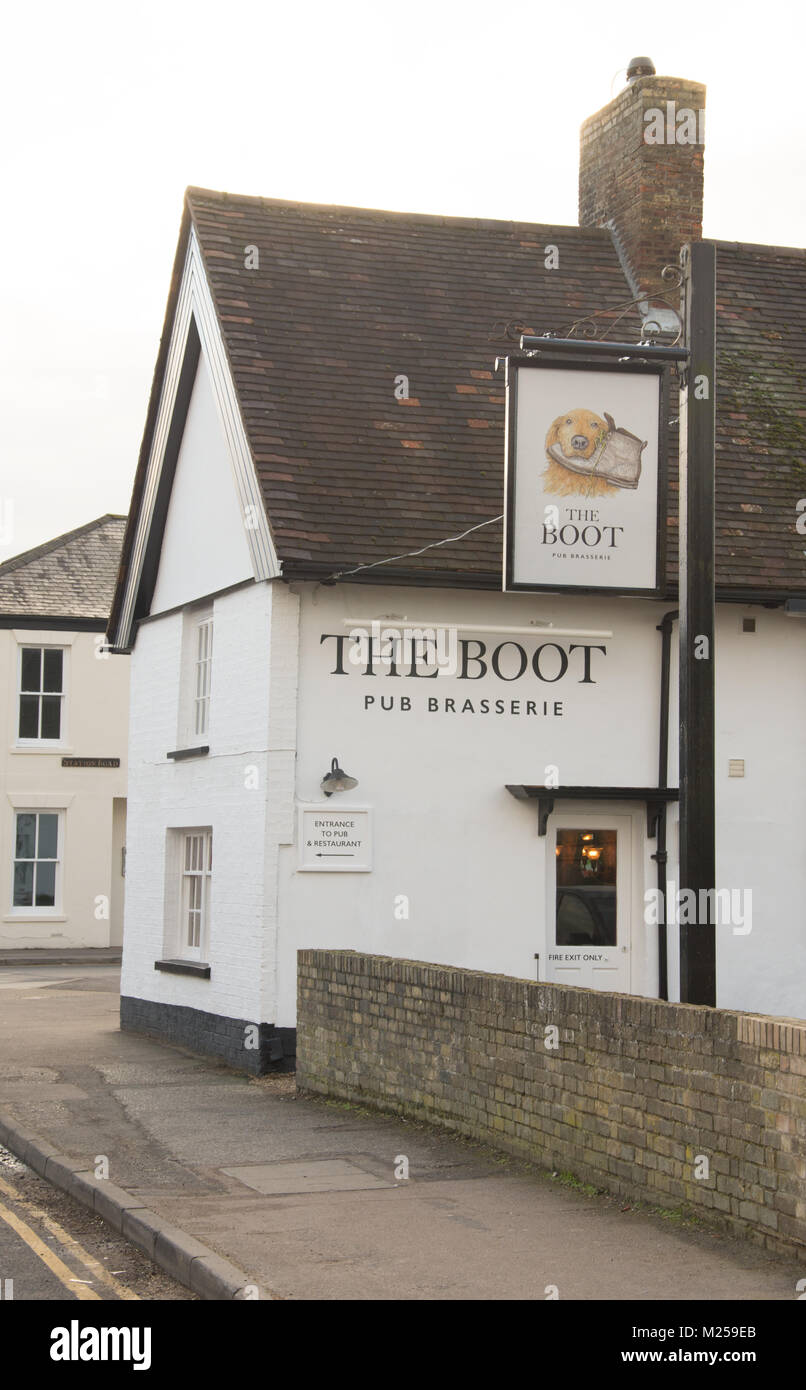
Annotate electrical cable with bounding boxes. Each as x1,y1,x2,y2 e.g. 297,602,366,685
327,514,504,582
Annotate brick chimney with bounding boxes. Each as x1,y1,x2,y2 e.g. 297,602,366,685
579,57,705,312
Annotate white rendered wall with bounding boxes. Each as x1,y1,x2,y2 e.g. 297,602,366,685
661,611,806,1017
271,586,806,1026
0,628,129,948
711,610,805,1017
274,585,665,1024
150,354,255,616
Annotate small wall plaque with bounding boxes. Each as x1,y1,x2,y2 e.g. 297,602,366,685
61,757,121,768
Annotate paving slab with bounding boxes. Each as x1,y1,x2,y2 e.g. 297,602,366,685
221,1158,396,1195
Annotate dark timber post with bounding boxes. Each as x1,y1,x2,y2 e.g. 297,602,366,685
678,241,717,1006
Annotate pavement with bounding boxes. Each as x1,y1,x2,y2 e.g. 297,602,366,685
0,961,804,1301
0,948,122,967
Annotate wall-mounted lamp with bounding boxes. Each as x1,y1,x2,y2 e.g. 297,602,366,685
320,757,358,797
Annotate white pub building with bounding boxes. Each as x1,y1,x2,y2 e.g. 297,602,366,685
109,59,806,1070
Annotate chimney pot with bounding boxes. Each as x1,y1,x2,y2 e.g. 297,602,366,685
627,56,656,82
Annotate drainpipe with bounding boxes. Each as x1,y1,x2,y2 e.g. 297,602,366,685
655,610,678,1000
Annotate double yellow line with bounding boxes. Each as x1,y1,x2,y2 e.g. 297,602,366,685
0,1171,139,1301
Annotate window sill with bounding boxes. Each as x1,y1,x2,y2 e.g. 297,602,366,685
10,745,73,756
154,958,211,978
3,914,67,923
166,746,209,762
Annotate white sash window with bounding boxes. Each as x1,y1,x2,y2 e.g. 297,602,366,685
18,646,65,742
179,830,212,960
12,811,61,912
194,619,213,738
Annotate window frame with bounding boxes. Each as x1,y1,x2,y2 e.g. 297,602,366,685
169,827,213,962
177,605,213,749
193,617,214,739
16,644,67,745
10,809,63,915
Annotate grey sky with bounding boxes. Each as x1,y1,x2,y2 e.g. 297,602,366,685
2,0,804,560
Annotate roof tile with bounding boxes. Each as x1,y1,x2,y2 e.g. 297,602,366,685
0,516,126,620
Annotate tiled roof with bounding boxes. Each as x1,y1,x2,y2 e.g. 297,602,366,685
0,515,127,621
115,189,806,612
187,189,643,584
712,241,806,593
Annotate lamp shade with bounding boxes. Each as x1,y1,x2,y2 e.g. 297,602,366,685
320,757,358,797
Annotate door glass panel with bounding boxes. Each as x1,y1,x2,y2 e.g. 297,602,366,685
555,829,617,946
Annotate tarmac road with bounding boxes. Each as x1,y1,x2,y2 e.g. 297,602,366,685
0,1144,194,1301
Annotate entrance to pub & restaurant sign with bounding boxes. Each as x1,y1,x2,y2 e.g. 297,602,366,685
544,811,634,992
298,805,372,872
504,356,667,595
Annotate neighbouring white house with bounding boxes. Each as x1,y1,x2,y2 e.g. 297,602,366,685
108,58,806,1072
0,515,129,949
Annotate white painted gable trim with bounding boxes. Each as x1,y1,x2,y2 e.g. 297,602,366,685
115,227,280,648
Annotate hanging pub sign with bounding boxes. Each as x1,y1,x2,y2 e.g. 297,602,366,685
504,357,667,594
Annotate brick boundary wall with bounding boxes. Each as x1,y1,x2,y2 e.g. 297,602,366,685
297,951,806,1259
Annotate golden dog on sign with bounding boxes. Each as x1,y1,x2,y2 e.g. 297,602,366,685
544,408,647,496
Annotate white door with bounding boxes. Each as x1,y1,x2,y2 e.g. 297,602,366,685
544,812,633,992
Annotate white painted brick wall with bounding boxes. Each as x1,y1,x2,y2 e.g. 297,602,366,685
260,582,300,1023
121,580,299,1026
